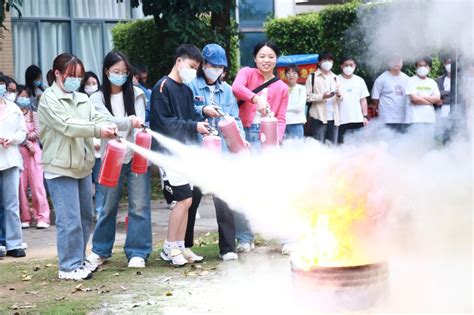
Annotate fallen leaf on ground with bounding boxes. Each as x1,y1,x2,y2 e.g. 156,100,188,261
24,291,38,295
199,271,210,277
165,291,173,296
44,263,52,268
120,286,127,291
21,275,32,281
136,271,143,276
113,273,120,276
54,296,65,301
9,287,15,291
98,289,110,294
185,272,197,277
33,265,41,272
8,304,18,310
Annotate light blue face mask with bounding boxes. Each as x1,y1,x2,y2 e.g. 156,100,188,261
63,77,81,93
34,79,42,87
16,96,31,108
108,73,128,87
0,84,6,97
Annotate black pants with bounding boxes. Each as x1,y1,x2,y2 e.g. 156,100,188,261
338,122,364,144
310,117,338,144
184,186,202,248
386,123,408,134
213,196,236,255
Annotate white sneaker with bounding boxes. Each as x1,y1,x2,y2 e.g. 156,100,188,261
281,243,292,255
58,267,93,280
220,252,238,261
182,248,203,263
83,260,98,273
195,211,201,219
169,200,177,210
128,257,146,268
21,222,30,229
160,248,188,267
0,246,6,257
236,242,255,253
21,242,28,249
87,252,106,266
36,222,50,229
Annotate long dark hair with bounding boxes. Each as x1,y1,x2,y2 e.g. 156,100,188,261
101,51,136,117
79,71,101,94
25,65,43,97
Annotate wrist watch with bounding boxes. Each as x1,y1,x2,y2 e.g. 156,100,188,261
364,115,369,119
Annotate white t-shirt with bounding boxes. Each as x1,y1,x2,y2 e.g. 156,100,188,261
324,75,335,120
285,84,307,125
371,71,409,123
405,76,440,123
337,74,370,124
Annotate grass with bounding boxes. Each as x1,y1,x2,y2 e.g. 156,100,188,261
0,233,221,314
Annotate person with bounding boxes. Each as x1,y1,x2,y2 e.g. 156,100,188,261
3,76,18,103
284,64,306,139
306,51,342,144
150,44,213,266
0,74,27,258
25,65,44,111
371,57,410,133
79,72,104,219
38,53,117,280
435,56,453,143
337,56,370,144
132,66,151,124
16,85,50,229
188,43,244,261
405,57,441,140
231,40,289,252
87,51,151,269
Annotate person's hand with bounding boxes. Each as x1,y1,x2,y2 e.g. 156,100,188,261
2,137,12,148
323,91,336,99
256,98,270,116
100,124,118,139
203,105,221,118
335,89,342,98
28,145,36,156
363,117,369,127
197,121,210,135
94,143,101,152
129,115,144,128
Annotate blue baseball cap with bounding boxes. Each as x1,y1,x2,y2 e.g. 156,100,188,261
202,43,228,67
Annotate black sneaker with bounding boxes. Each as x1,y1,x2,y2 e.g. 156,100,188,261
6,248,26,258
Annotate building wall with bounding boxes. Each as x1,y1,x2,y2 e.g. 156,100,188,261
0,12,14,77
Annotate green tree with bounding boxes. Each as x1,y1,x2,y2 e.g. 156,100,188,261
0,0,21,50
130,0,237,74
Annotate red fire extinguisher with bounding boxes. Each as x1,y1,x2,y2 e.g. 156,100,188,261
98,139,126,187
131,128,152,174
218,116,247,153
202,134,222,153
260,114,278,149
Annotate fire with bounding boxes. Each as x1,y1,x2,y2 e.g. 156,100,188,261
291,171,383,270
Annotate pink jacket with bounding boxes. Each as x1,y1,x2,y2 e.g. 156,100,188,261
232,67,289,142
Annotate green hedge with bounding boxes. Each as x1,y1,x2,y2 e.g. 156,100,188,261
265,1,444,91
112,18,239,85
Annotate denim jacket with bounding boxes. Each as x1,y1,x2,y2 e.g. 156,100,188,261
187,76,245,152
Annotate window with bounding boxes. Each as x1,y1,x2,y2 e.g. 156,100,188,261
239,32,268,67
11,0,143,84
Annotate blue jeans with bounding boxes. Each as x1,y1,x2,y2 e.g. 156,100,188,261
92,158,104,215
0,167,23,250
244,124,261,152
47,175,93,272
92,162,152,261
284,123,304,139
0,203,5,246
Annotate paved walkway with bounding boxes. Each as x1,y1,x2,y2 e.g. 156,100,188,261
1,196,217,261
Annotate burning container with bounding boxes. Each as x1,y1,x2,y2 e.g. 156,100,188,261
291,261,389,311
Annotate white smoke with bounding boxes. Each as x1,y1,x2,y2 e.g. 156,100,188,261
358,0,474,64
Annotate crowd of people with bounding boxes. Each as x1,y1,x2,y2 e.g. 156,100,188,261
0,40,471,280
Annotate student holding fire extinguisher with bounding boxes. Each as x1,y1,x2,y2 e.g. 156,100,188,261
38,53,118,280
87,51,151,269
187,43,246,261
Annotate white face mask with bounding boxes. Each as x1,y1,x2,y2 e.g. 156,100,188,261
179,67,197,83
203,67,223,83
4,92,17,102
320,61,333,72
343,66,355,76
84,84,98,95
445,64,451,73
416,66,430,77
